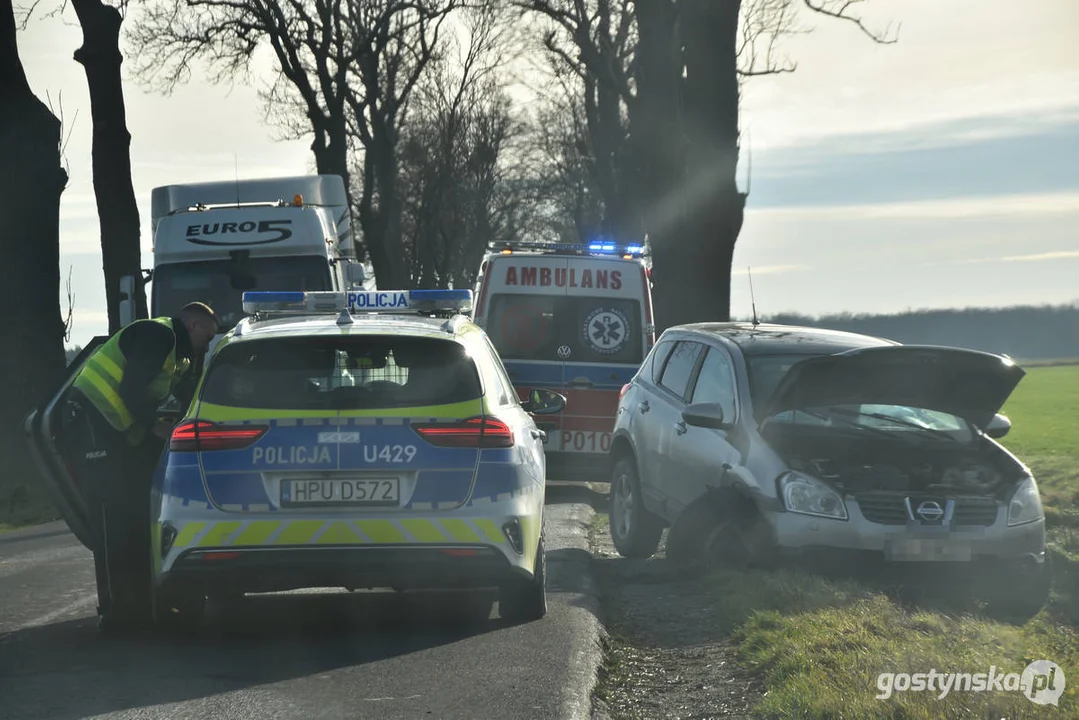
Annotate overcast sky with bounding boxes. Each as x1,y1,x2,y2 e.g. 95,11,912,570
16,0,1079,348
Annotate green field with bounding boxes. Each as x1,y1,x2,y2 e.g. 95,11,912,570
1001,364,1079,564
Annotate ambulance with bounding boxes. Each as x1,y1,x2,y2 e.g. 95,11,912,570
472,241,654,481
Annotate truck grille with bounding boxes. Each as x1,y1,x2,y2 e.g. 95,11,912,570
855,494,1000,526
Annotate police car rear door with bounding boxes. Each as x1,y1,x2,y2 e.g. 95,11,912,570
479,253,571,452
23,337,109,549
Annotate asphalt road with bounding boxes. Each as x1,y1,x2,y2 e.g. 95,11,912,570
0,484,603,720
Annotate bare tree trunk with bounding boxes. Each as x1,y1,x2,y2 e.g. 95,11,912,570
1,0,69,506
310,118,360,259
633,0,688,332
72,0,147,331
677,0,745,326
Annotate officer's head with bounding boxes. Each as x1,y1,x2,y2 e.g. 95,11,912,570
179,302,220,353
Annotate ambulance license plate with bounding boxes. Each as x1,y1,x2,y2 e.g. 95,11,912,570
281,478,400,507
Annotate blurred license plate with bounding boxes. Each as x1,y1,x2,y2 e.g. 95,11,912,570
885,538,971,562
281,478,399,506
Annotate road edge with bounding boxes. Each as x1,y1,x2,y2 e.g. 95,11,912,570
544,483,610,720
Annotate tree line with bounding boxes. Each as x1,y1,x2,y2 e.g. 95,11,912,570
763,302,1079,361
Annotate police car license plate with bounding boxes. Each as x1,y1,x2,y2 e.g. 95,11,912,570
281,478,400,507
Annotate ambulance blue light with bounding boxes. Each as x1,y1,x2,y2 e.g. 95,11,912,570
588,241,618,253
625,243,643,254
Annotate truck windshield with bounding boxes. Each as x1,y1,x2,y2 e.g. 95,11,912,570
151,256,333,330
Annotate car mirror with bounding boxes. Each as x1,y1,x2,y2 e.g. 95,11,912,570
682,402,731,430
985,413,1011,439
522,388,567,415
345,263,366,288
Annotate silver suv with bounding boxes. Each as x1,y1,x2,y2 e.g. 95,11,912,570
608,322,1051,618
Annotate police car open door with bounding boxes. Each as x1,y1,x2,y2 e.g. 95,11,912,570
23,337,109,549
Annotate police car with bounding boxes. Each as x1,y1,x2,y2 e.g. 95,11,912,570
149,289,565,627
472,241,654,482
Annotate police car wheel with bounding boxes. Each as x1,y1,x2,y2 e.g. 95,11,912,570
499,537,547,623
610,457,664,559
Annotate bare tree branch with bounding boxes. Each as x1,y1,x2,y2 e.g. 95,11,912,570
803,0,898,44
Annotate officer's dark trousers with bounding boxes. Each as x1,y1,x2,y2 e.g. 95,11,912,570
62,395,163,625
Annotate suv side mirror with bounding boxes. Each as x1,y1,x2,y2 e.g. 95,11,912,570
522,388,567,415
682,402,731,430
985,413,1011,439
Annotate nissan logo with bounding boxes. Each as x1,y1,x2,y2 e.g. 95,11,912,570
915,500,944,522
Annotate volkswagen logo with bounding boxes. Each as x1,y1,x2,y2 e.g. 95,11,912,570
557,345,572,359
915,500,944,522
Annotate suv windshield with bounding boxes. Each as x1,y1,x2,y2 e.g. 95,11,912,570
200,336,482,410
152,256,333,331
486,294,643,364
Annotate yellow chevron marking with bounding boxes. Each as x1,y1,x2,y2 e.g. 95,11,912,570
275,520,324,544
441,519,481,543
172,522,205,548
318,521,362,544
197,521,243,547
356,520,405,543
401,519,445,543
234,520,280,546
473,518,505,545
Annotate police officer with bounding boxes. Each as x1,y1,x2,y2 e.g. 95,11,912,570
63,302,219,632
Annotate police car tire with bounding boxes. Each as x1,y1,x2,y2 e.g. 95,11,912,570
609,457,664,559
499,537,547,623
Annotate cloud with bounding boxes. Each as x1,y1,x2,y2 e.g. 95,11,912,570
748,191,1079,222
731,265,806,276
945,250,1079,266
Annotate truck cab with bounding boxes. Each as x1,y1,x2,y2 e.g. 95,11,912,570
145,174,367,333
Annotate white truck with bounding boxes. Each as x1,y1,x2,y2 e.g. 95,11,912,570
119,174,367,331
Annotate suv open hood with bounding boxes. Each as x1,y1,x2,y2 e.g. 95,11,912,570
762,345,1025,429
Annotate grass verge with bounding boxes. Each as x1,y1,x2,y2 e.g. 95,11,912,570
0,482,61,534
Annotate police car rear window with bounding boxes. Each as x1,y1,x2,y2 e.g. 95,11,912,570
486,295,643,364
200,336,482,410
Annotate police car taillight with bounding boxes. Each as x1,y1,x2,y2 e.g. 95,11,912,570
411,416,514,448
170,420,268,452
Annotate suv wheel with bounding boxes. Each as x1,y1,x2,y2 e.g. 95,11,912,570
610,456,665,558
981,553,1053,622
666,487,773,577
499,536,547,623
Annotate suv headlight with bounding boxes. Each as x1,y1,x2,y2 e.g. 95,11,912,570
1007,476,1044,526
778,472,848,520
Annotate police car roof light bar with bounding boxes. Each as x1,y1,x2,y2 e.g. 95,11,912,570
241,289,473,317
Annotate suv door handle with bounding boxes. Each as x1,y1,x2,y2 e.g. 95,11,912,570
675,420,687,435
638,401,650,414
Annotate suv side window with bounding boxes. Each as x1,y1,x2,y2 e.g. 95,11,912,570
650,340,677,383
657,341,704,401
690,346,737,421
